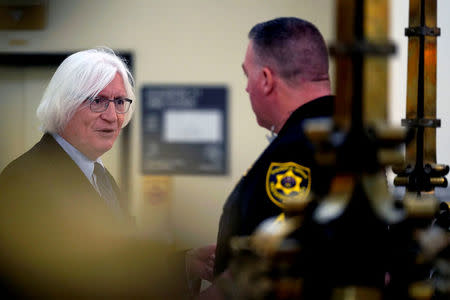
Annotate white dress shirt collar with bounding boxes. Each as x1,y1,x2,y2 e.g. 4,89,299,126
51,133,103,186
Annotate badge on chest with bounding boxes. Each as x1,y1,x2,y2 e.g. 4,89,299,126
265,162,311,208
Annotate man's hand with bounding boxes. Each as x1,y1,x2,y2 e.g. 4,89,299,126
186,244,216,282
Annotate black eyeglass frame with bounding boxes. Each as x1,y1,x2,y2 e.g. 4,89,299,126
88,97,133,114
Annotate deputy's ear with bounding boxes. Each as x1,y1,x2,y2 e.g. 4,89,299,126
262,67,274,95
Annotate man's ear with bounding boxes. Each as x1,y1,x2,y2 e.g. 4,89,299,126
261,67,274,95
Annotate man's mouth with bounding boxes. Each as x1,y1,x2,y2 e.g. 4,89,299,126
96,129,115,134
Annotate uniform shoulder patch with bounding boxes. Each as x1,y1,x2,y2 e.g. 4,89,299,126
265,162,311,208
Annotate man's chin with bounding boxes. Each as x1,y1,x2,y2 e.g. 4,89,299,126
92,143,114,158
90,135,118,158
257,119,270,130
96,130,117,138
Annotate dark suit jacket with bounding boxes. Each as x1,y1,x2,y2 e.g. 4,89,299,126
0,133,127,218
0,134,189,299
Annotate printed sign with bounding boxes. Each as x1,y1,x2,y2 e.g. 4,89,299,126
141,85,228,175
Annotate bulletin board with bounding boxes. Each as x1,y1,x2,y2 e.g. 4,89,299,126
141,85,228,175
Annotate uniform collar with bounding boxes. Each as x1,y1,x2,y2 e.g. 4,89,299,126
277,95,334,137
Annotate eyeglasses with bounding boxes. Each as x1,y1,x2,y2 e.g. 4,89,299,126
88,97,133,114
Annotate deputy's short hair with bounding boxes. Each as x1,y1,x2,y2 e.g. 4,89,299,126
249,17,329,84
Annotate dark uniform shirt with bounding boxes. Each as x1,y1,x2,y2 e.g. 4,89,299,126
214,95,334,276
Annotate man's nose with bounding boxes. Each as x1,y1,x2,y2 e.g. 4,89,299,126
100,102,118,122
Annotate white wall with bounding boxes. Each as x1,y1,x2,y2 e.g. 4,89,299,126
435,0,450,168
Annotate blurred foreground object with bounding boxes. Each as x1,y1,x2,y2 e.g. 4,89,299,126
0,195,188,298
389,0,449,298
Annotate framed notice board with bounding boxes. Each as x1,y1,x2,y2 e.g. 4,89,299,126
141,85,228,175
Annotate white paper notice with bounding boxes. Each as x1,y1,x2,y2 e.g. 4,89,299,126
163,109,223,143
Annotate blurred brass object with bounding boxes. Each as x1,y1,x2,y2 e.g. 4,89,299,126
303,119,337,165
314,193,350,223
228,218,303,299
394,176,409,186
403,192,439,218
373,123,408,141
250,216,302,258
429,177,446,186
364,56,388,124
429,164,449,173
314,192,351,223
274,278,303,299
333,0,391,129
332,286,382,300
411,0,438,165
363,173,403,222
228,236,272,300
415,227,450,261
392,164,411,174
434,258,450,295
395,0,448,193
330,175,355,194
284,194,313,213
315,152,337,165
363,0,389,125
230,236,252,253
303,118,333,141
408,281,434,300
377,149,404,165
364,0,389,40
313,175,354,223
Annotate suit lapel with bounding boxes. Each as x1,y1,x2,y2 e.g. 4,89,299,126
38,134,125,214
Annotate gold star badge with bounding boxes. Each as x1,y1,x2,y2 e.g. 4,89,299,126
275,169,302,195
266,162,311,208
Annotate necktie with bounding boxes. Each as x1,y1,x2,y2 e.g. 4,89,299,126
93,162,120,214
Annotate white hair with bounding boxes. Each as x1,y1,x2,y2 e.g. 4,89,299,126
36,47,135,133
